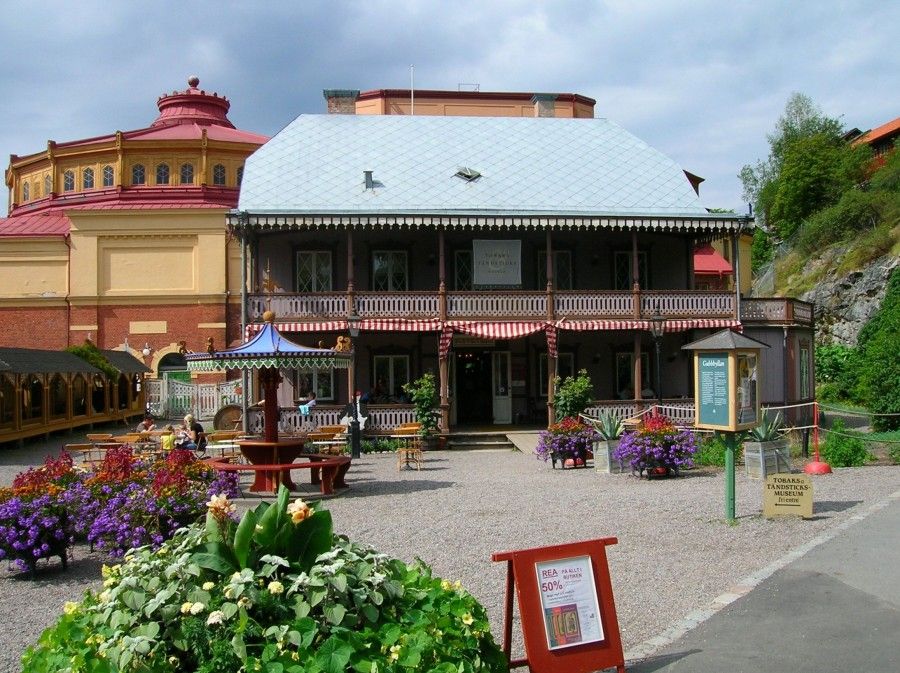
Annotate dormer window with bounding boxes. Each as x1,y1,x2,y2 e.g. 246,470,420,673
33,181,40,198
63,170,75,192
156,163,170,185
237,166,244,186
83,167,94,190
180,163,194,185
44,175,52,196
102,165,114,187
132,164,146,185
213,164,226,186
455,166,481,182
22,182,29,201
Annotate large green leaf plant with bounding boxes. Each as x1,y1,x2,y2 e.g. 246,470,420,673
23,487,507,673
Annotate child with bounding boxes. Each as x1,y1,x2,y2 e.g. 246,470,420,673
160,425,176,452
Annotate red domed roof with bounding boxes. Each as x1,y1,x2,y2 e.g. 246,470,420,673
152,76,235,129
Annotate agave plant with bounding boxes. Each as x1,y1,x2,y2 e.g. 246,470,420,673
593,411,624,440
748,409,784,441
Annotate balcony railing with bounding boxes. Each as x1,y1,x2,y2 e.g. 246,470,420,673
741,298,814,326
249,289,744,322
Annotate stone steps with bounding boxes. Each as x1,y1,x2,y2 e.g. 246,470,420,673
446,432,517,451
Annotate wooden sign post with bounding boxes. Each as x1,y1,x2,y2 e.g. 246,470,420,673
491,537,625,673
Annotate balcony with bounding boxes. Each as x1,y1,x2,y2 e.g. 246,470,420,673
741,298,814,326
249,289,738,322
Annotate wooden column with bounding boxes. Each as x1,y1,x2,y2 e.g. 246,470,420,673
438,228,447,321
687,238,695,290
439,355,450,433
631,230,641,318
633,332,643,407
438,229,449,432
731,230,741,320
546,353,557,426
346,227,356,400
545,230,556,425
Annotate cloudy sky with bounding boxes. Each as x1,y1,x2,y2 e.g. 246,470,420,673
1,0,897,214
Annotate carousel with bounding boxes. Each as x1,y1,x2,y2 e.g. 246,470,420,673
185,310,351,491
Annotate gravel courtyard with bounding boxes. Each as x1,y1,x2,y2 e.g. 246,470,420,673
1,433,898,672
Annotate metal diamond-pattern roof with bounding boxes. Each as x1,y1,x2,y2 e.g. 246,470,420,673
239,115,709,217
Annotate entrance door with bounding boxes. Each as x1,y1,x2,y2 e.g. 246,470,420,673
454,351,492,424
492,351,512,424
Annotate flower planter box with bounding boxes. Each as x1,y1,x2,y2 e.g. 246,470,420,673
593,439,626,474
743,439,791,479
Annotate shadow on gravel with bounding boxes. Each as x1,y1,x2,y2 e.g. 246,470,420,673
814,500,862,513
628,648,703,672
341,479,456,497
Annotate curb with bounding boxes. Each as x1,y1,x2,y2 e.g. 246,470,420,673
624,487,900,663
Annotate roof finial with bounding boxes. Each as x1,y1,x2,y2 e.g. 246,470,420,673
188,75,200,88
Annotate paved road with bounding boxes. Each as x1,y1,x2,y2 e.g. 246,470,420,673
627,493,900,673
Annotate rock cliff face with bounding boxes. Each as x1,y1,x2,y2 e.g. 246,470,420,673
800,254,899,346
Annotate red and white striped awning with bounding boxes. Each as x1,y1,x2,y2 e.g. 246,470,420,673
358,318,442,332
663,318,741,332
556,318,740,333
446,320,547,340
245,321,348,338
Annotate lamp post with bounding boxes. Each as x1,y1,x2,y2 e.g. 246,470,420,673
649,307,666,414
348,317,361,459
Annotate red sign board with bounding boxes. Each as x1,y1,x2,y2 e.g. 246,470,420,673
492,537,625,673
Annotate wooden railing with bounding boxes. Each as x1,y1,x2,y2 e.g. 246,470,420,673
447,291,547,318
246,404,421,436
355,292,439,318
583,399,695,426
249,293,346,320
555,291,633,316
741,298,814,326
641,291,734,317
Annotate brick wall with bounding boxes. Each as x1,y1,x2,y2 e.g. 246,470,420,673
0,306,69,349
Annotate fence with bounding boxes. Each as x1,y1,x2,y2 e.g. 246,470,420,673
245,404,419,436
145,377,242,421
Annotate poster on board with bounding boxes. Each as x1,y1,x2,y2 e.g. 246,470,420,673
698,352,730,427
473,239,522,285
536,556,604,650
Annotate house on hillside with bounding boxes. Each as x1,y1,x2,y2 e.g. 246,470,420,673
229,108,814,434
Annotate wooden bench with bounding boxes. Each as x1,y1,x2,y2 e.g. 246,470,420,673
204,455,351,496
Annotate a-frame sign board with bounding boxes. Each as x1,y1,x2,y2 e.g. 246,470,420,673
492,537,625,673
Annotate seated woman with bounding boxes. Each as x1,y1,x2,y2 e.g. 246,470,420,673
297,391,317,416
177,414,206,453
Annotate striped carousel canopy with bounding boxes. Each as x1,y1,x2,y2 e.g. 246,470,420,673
186,312,351,372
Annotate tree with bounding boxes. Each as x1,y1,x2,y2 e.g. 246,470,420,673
856,267,900,430
740,93,869,240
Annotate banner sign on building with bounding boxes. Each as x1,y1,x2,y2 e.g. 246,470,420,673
473,239,521,286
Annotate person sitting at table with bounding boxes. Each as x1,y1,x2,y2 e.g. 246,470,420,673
177,414,207,453
297,391,317,416
160,425,176,452
136,414,157,432
340,390,369,429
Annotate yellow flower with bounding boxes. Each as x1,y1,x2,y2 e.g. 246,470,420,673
202,581,215,591
224,587,235,599
98,591,111,604
206,493,236,520
180,602,193,614
100,564,112,579
461,613,474,626
103,577,116,588
268,581,285,595
453,580,462,590
189,602,205,615
291,651,299,661
63,601,78,615
287,498,311,524
440,579,452,591
168,656,179,666
389,644,402,662
238,596,252,608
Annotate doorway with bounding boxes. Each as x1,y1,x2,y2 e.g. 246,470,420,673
454,350,492,424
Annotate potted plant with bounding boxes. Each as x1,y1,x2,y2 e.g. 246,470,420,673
402,372,441,449
591,412,626,473
535,417,599,468
743,409,791,478
613,415,698,478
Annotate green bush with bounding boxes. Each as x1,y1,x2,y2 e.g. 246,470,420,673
751,228,774,273
820,419,873,467
889,443,900,465
402,372,440,436
797,189,886,253
856,268,900,430
553,369,594,420
695,433,743,467
23,488,506,673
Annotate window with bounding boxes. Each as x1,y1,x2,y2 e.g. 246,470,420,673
538,352,575,397
180,163,194,185
132,164,146,185
236,165,244,186
0,376,15,426
372,355,410,400
156,163,170,185
63,170,75,192
213,163,226,186
295,251,332,292
613,251,648,290
102,165,114,187
44,175,52,196
799,343,811,399
71,375,88,416
455,250,473,290
294,368,335,401
537,250,573,290
83,167,94,189
615,351,651,399
22,182,29,201
22,375,43,422
372,251,408,291
49,375,67,418
33,181,40,198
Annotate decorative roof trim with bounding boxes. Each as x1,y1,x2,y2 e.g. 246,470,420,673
228,211,751,233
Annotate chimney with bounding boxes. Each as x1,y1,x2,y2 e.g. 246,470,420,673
364,170,375,189
531,93,557,118
323,89,360,114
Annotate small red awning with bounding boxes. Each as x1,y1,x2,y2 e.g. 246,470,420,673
694,244,733,276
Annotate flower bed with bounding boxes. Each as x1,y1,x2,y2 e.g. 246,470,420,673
0,447,239,573
535,416,598,467
23,488,507,673
612,415,698,477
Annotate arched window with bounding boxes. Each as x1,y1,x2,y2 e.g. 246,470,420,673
132,164,146,185
22,182,29,201
49,374,68,418
83,167,94,189
156,163,170,185
0,375,14,427
45,175,52,196
33,181,40,198
102,165,114,187
63,170,75,192
71,375,88,416
213,164,226,186
22,375,44,422
180,163,194,185
236,165,244,186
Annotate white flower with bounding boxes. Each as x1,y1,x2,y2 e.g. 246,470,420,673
287,498,311,524
202,581,215,591
189,602,205,615
462,612,474,626
180,602,193,614
268,581,285,595
206,494,236,518
206,610,226,626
